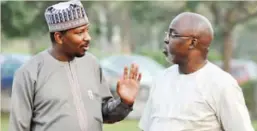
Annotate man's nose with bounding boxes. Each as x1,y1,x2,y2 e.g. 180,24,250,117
164,32,169,45
84,32,91,41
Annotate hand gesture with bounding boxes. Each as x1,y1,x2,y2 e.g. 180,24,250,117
116,63,142,105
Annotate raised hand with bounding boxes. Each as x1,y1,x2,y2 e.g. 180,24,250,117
116,63,142,105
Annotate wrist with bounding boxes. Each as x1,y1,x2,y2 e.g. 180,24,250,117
120,98,134,107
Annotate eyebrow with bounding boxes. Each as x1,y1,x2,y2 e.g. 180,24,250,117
169,28,178,33
75,25,89,32
82,25,89,30
85,24,90,29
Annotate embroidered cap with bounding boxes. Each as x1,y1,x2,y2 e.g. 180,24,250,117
44,0,89,32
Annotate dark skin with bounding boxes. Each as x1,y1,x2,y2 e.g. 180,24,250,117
49,24,142,105
50,24,91,61
163,12,214,74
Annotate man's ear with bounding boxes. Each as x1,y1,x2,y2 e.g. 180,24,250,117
192,38,198,47
54,32,63,45
189,38,198,49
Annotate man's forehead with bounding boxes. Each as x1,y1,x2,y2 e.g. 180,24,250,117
71,24,90,31
168,20,182,32
169,23,175,30
168,16,194,33
168,14,184,28
79,24,90,29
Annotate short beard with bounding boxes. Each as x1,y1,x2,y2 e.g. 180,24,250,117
165,53,174,64
74,52,86,58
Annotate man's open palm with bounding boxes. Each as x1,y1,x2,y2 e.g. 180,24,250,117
116,64,142,105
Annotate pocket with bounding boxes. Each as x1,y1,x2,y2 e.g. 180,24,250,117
89,88,103,122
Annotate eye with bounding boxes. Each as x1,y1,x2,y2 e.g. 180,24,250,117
170,31,177,37
76,31,83,35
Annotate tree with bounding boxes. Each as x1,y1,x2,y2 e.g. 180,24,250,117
1,1,59,38
1,1,61,54
208,1,257,72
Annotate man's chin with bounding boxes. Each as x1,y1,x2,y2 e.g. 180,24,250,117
165,57,173,64
75,52,86,57
165,55,175,64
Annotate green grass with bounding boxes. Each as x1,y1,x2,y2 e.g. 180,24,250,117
253,121,257,130
1,112,140,131
1,112,9,131
103,120,140,131
1,112,257,131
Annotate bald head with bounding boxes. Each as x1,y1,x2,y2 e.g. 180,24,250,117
170,12,214,47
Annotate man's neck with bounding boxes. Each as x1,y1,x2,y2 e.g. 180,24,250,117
49,47,74,62
178,58,207,74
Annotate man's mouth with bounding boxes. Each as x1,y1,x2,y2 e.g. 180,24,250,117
163,48,168,56
82,43,90,51
83,46,89,50
163,47,176,63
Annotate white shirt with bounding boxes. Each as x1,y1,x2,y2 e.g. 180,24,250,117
139,61,254,131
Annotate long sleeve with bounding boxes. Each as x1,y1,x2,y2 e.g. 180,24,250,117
101,97,133,123
8,68,34,131
97,67,133,123
217,82,254,131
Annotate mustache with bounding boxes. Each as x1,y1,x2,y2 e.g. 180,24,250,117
81,41,90,47
163,47,169,56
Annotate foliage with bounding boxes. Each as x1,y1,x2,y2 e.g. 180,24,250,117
241,80,257,118
207,49,222,61
1,1,53,38
1,1,93,39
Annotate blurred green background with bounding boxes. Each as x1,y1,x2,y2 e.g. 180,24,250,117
1,1,257,131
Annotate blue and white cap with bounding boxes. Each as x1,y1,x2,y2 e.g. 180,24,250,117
44,0,89,32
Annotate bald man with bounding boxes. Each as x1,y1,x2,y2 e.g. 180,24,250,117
138,12,254,131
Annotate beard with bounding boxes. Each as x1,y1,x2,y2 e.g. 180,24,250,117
165,53,174,64
74,52,86,57
163,47,174,64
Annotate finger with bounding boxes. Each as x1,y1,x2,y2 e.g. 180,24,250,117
133,64,139,80
116,80,121,95
137,73,142,82
123,66,129,79
129,63,135,79
116,80,121,89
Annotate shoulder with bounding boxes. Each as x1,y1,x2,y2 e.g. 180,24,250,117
205,62,240,93
20,50,46,69
15,51,46,81
208,62,237,84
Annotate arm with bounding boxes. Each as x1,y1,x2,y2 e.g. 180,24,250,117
217,82,254,131
98,67,133,123
8,69,34,131
102,97,133,123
